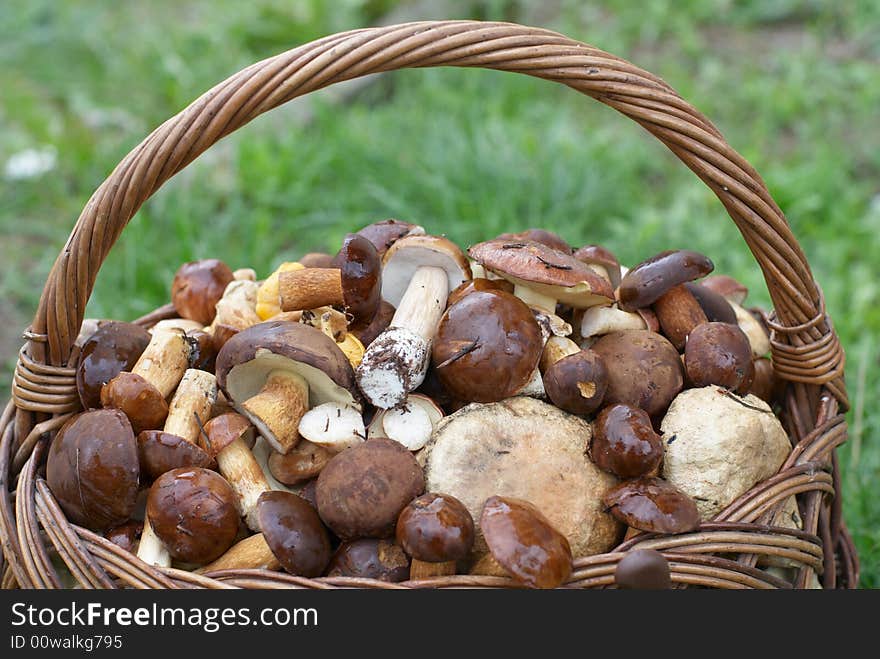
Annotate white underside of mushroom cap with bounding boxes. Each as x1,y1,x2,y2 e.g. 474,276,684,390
297,402,365,453
382,403,432,451
382,246,468,307
355,327,430,409
580,305,647,338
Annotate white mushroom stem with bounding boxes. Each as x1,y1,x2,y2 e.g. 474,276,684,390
199,533,279,573
210,279,261,332
151,318,204,334
382,404,432,451
131,328,191,398
540,336,581,372
164,369,216,443
216,437,271,531
233,268,257,282
241,370,309,454
297,402,366,454
580,305,647,338
136,517,171,568
512,284,557,315
356,266,448,408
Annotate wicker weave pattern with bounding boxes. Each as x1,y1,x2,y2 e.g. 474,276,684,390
1,21,855,589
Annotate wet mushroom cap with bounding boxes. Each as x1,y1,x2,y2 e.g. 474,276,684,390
100,371,169,434
396,493,475,563
257,491,331,577
356,219,424,257
46,409,140,530
350,299,395,348
432,290,543,402
480,496,572,589
171,259,235,325
380,234,472,307
76,321,151,409
496,229,572,254
325,539,410,582
684,282,737,324
147,467,240,564
467,239,613,308
684,322,755,393
615,549,671,589
137,430,214,480
447,277,514,307
617,250,714,311
336,233,382,329
316,438,425,540
603,477,700,534
590,404,663,479
543,349,608,416
267,441,333,485
103,520,143,554
199,412,252,458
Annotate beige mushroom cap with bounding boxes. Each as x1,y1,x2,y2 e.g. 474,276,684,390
381,234,472,307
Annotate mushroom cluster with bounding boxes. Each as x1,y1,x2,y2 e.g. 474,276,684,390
51,221,793,589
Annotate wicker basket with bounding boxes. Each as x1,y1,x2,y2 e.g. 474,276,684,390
1,20,857,590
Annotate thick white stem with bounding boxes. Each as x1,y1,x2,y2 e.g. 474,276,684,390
163,369,217,443
391,266,448,341
132,328,191,398
136,517,171,568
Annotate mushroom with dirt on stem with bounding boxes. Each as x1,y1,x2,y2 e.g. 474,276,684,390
379,394,443,451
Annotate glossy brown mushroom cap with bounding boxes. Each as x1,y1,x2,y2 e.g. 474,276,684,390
100,372,169,434
396,493,475,563
316,438,425,540
171,259,235,325
147,467,240,564
615,549,671,589
497,229,572,254
603,477,700,534
104,520,143,554
46,409,140,530
137,430,214,480
591,404,663,479
337,233,382,329
356,219,423,257
76,321,151,409
201,412,252,458
257,491,331,577
573,244,622,289
325,539,410,582
684,322,755,393
590,331,684,418
267,441,333,485
618,250,714,311
543,349,608,416
350,299,395,348
685,282,737,324
433,290,543,402
480,496,572,589
447,277,514,307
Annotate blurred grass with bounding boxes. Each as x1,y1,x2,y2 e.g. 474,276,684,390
1,0,878,584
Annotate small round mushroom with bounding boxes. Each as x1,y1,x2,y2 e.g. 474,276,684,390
315,438,425,540
543,348,608,416
617,250,714,311
46,409,140,531
76,321,151,409
590,404,663,478
573,244,622,289
146,467,240,564
396,493,474,578
652,284,708,351
496,228,572,254
480,496,572,589
172,258,235,325
602,477,700,534
201,491,331,577
590,330,684,418
355,218,425,258
432,289,543,403
325,539,410,582
267,440,334,485
615,549,671,589
684,322,755,393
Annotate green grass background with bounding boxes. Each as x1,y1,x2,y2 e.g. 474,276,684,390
1,0,877,585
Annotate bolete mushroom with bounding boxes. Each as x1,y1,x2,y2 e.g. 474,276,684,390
652,284,708,351
380,394,443,451
541,339,608,416
617,250,714,311
171,258,235,325
315,438,425,540
325,539,410,582
215,321,362,454
603,477,700,534
396,493,474,578
76,321,151,410
446,277,514,307
615,549,671,589
700,274,748,305
573,244,622,289
266,440,334,486
496,228,572,254
579,305,649,340
590,404,663,479
480,496,572,589
684,322,754,393
255,262,304,320
685,282,737,324
355,218,425,258
104,520,143,554
350,299,395,348
356,234,471,408
432,290,543,403
46,409,140,530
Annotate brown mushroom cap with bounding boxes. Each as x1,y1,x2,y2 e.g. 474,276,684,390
447,277,514,307
684,322,755,393
496,229,572,254
46,409,140,530
381,234,472,307
257,491,331,577
591,404,663,479
685,282,737,324
299,252,335,268
356,219,424,257
267,440,333,485
432,290,543,402
618,250,714,311
137,430,214,480
749,357,782,403
590,331,684,418
171,259,235,325
187,328,218,372
336,233,382,329
615,549,671,589
396,493,475,563
147,467,240,564
349,299,395,348
103,520,143,554
316,438,425,540
200,412,252,458
325,539,410,582
573,244,622,289
76,321,151,409
468,239,613,308
480,496,572,589
543,349,608,416
603,477,700,534
700,274,748,305
100,372,169,434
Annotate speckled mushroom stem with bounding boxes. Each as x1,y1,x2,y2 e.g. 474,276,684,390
240,371,309,453
198,533,280,573
164,369,216,443
136,517,171,568
132,328,192,398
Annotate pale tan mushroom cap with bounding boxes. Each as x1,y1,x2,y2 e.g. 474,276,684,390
381,234,472,307
423,396,621,558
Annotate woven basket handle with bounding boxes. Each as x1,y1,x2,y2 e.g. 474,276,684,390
24,20,845,404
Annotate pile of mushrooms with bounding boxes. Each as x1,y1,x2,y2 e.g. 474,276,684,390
48,220,798,589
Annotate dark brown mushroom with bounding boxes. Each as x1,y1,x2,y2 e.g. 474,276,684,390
684,322,755,393
497,229,572,254
590,404,663,479
267,440,334,485
618,250,714,311
46,409,140,531
749,357,783,403
325,539,410,582
480,496,572,589
76,321,151,409
316,438,425,540
187,328,218,372
349,299,395,348
603,477,700,534
590,330,684,418
146,467,240,564
447,277,514,307
652,284,708,351
137,430,214,480
103,520,143,554
615,549,672,589
685,282,737,324
573,244,622,289
355,218,424,257
396,493,474,578
543,349,608,416
171,259,235,325
100,372,169,435
432,290,543,403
